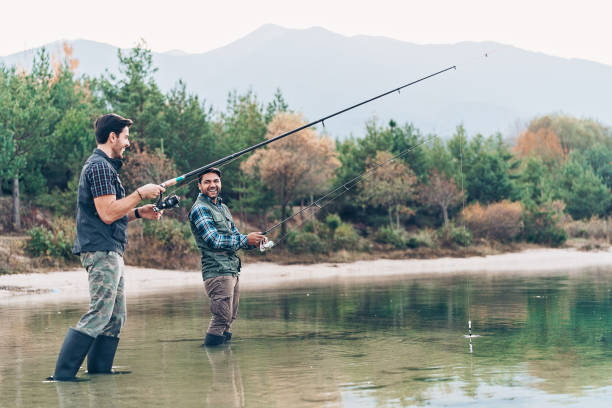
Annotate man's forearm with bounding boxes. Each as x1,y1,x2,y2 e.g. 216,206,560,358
95,191,142,224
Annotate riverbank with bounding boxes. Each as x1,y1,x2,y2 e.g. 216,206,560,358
2,247,612,304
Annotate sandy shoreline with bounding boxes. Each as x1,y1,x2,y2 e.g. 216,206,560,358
1,248,612,305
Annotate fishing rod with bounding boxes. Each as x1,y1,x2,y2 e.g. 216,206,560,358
153,65,456,210
257,135,436,251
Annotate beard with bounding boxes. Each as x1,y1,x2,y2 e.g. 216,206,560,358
111,140,128,159
206,188,219,198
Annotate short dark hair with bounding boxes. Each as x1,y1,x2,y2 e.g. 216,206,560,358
198,168,222,183
94,113,133,144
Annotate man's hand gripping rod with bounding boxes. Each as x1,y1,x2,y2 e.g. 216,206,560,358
153,181,181,213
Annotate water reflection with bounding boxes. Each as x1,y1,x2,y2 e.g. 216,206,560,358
54,375,120,408
2,268,612,407
205,346,244,407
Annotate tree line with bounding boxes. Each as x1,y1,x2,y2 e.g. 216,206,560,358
1,42,612,263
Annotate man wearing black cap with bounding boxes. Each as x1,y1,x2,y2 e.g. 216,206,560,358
189,168,266,346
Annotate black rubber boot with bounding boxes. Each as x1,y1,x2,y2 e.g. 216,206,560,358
50,328,95,381
87,335,119,374
223,331,232,342
204,333,225,346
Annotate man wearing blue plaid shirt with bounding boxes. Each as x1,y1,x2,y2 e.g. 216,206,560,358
189,167,265,346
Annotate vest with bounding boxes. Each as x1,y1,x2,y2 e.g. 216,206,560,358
73,149,128,255
189,195,241,280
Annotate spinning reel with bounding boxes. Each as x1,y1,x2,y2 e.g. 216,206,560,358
259,237,275,252
153,192,180,213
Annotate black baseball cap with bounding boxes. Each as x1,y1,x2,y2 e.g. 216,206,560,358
198,167,222,182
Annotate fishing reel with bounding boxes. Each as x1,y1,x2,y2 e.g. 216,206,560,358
259,237,275,252
153,193,180,213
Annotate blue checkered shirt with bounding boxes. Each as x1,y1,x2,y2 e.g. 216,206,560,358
86,161,119,198
189,194,250,251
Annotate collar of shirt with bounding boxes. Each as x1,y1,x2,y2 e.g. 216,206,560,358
93,148,123,171
198,193,223,207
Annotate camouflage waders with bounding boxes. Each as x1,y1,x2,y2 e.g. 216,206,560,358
75,251,126,338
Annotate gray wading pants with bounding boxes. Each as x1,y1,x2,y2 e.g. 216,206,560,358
74,251,126,338
204,275,240,336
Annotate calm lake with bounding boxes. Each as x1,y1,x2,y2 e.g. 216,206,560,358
2,267,612,407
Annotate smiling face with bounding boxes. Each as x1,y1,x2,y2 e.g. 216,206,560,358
198,171,222,202
109,126,130,159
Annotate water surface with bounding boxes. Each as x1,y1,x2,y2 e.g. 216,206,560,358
2,268,612,407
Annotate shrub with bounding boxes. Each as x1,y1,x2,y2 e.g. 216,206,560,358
585,218,612,241
286,230,327,254
522,200,567,246
438,225,472,247
301,219,330,237
452,225,472,246
0,237,31,274
462,200,523,242
142,218,197,255
124,219,198,269
325,213,342,232
332,223,361,250
373,226,408,249
407,229,436,248
566,217,611,241
565,219,589,238
25,217,76,261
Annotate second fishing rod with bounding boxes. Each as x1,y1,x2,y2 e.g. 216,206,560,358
255,134,437,251
155,64,457,210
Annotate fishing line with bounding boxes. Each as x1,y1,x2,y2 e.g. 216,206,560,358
453,45,502,351
259,135,437,248
458,123,473,353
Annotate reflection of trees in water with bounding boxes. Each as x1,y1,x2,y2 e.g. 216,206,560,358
4,270,612,406
236,271,612,400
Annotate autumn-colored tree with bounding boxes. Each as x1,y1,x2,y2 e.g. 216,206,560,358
241,112,340,235
418,170,464,227
122,149,177,202
528,114,612,152
514,127,566,166
360,150,417,229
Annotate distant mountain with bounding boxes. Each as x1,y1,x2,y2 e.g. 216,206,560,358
2,24,611,139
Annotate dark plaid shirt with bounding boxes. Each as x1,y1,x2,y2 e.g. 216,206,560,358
85,161,118,198
189,194,249,251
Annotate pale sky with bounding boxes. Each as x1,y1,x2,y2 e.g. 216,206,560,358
3,0,611,66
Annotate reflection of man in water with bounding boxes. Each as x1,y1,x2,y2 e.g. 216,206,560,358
206,347,245,407
55,373,120,406
188,168,265,346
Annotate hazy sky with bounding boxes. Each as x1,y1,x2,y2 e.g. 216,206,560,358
4,0,611,66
